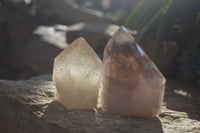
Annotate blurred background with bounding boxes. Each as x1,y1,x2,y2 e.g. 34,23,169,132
0,0,200,88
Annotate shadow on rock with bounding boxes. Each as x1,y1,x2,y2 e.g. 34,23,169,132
42,101,164,133
0,95,70,133
164,80,200,121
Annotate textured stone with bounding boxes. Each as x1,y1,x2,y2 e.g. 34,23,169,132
47,0,115,25
98,26,166,117
53,37,102,109
0,77,69,133
0,76,199,133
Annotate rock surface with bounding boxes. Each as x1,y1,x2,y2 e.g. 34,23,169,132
66,22,120,57
0,75,199,133
45,0,115,25
25,25,68,75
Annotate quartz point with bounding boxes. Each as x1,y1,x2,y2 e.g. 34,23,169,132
53,37,102,109
97,26,166,117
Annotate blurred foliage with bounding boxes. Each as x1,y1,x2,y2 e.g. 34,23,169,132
125,0,163,30
125,0,200,85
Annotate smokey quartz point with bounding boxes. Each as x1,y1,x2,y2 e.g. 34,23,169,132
53,37,102,109
97,26,166,117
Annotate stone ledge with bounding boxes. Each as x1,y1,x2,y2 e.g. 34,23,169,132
0,76,199,133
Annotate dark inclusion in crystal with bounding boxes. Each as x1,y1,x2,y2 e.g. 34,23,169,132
97,26,166,118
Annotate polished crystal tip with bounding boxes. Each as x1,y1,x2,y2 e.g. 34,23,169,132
97,26,166,117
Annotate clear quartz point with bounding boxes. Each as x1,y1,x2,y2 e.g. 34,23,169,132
53,37,102,109
97,26,166,117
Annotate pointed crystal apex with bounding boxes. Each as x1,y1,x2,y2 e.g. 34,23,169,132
98,26,166,118
119,26,129,32
53,37,102,109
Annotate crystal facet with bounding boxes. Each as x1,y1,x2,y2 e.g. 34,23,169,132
97,26,166,117
53,37,102,109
